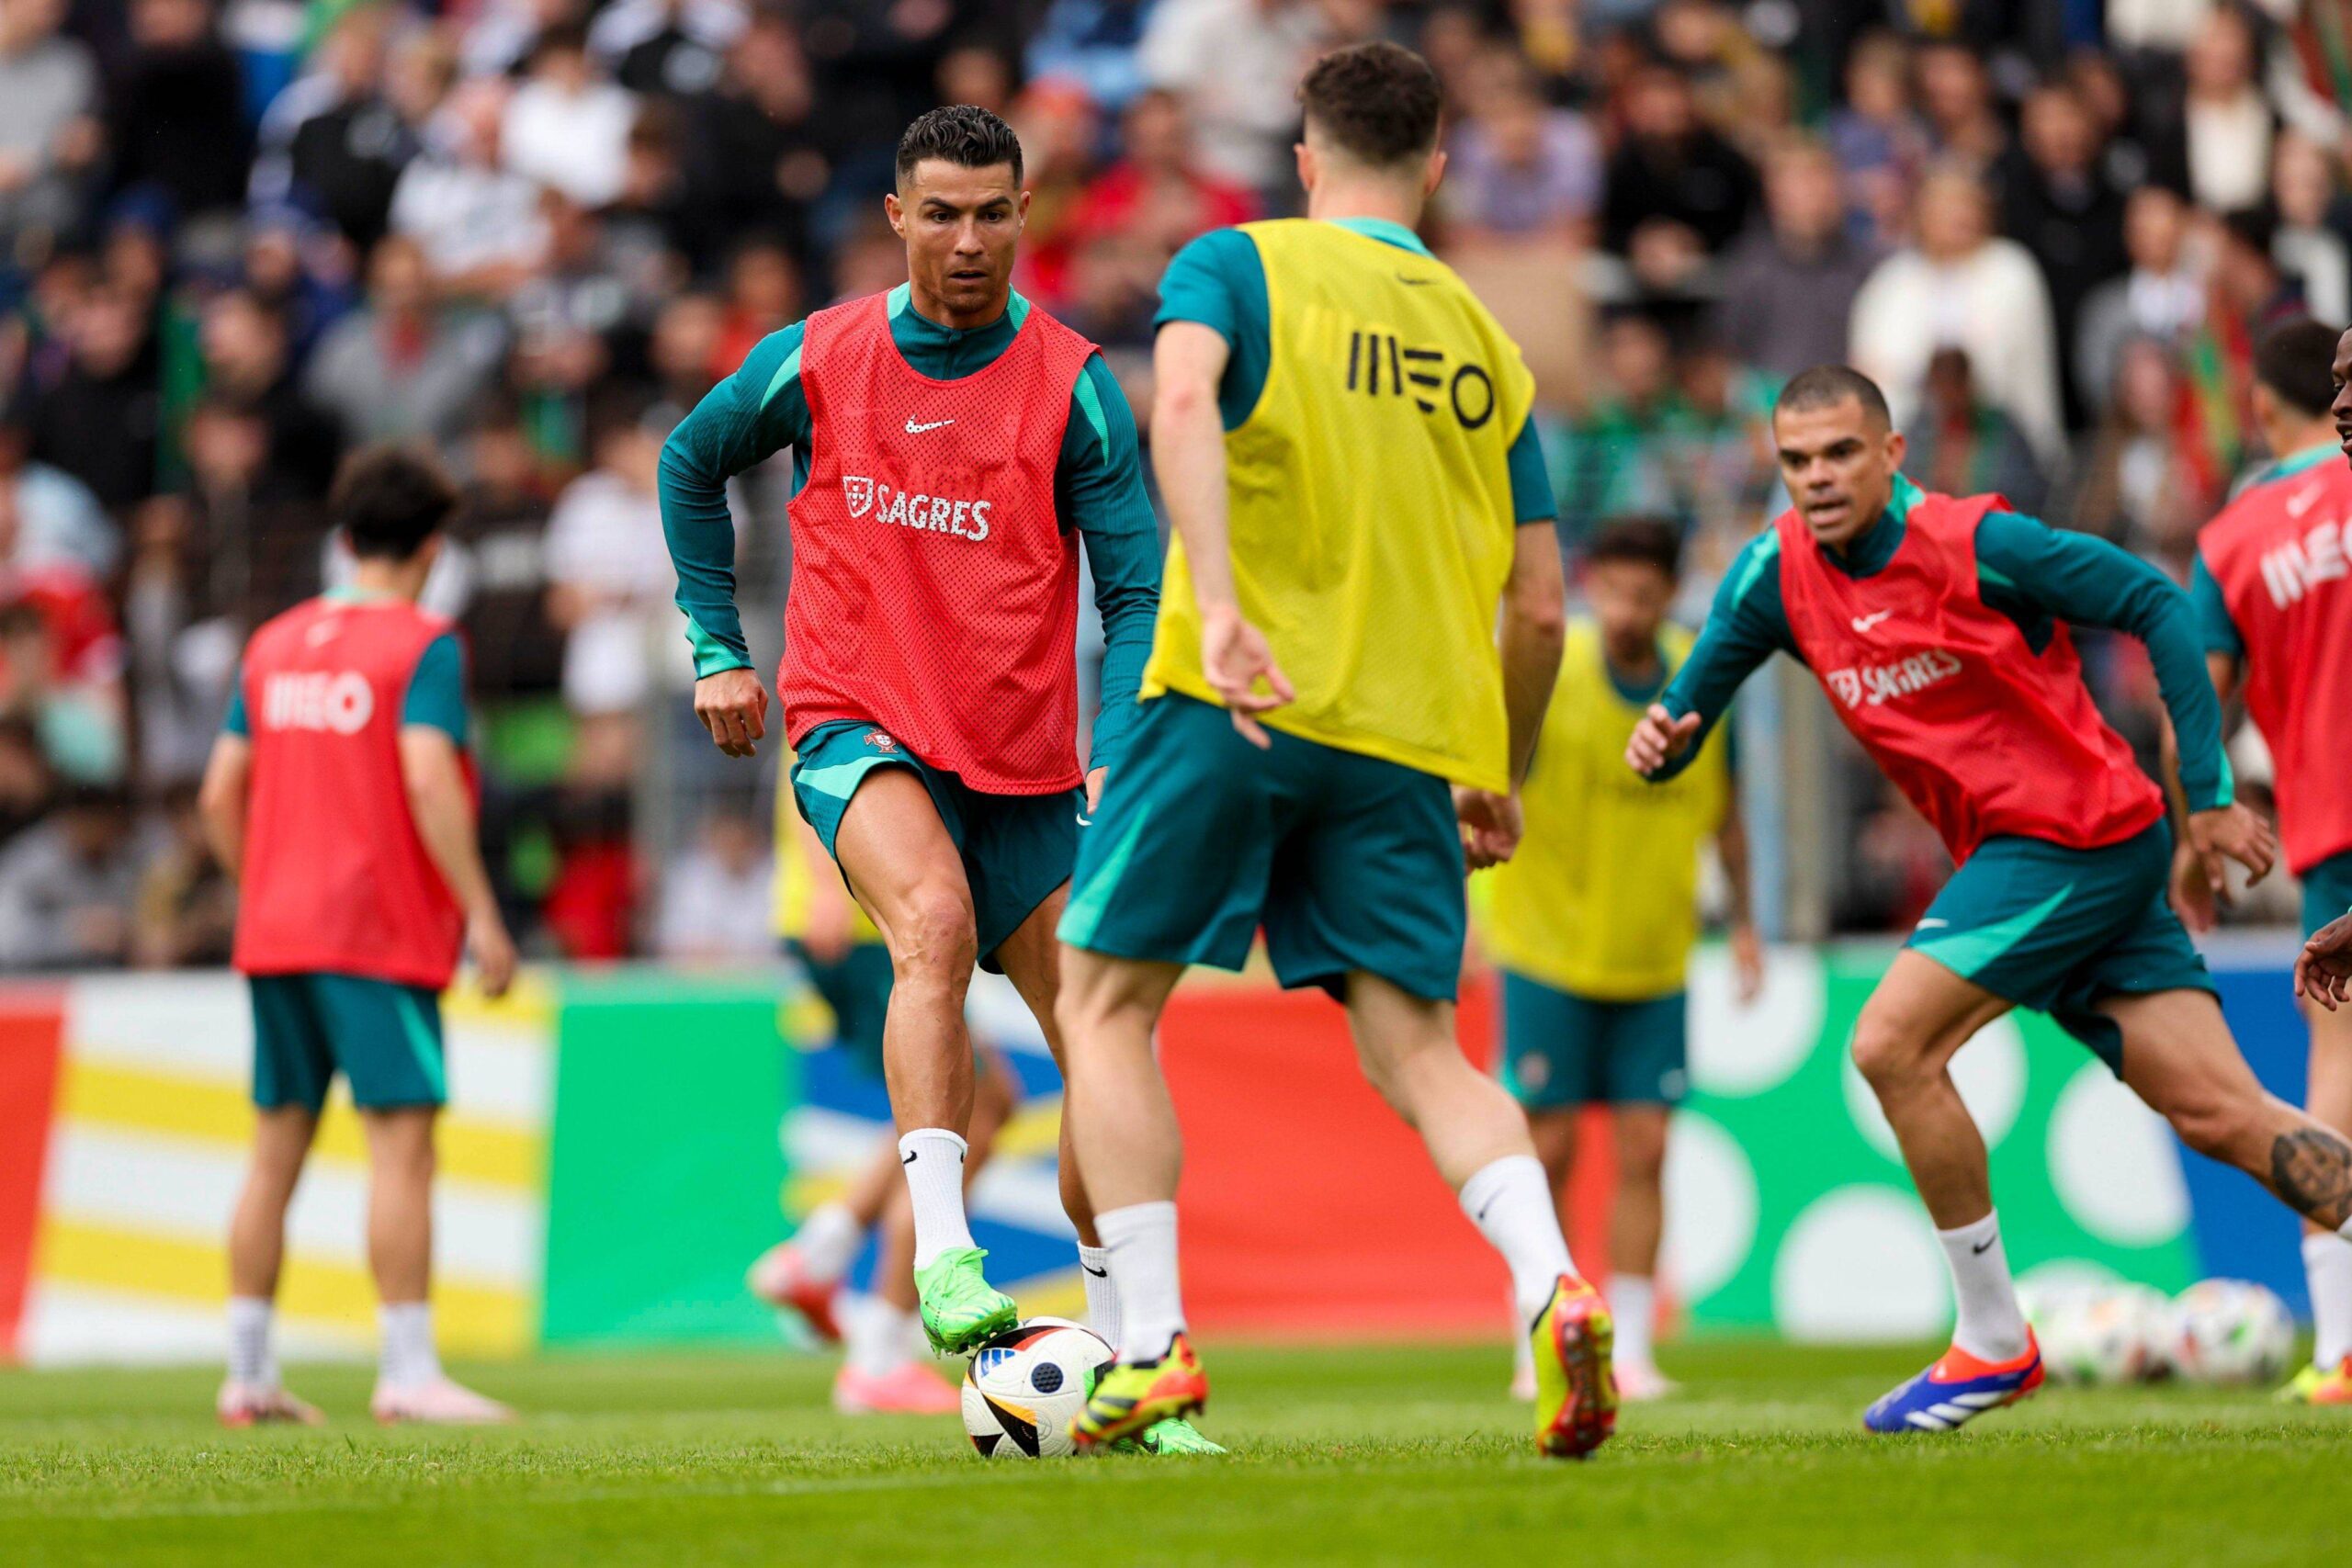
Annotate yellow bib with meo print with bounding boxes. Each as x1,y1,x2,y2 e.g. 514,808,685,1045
1143,219,1538,794
1477,619,1728,1000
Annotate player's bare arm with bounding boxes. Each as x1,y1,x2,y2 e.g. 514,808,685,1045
1151,319,1293,748
1458,519,1566,869
400,728,517,998
2166,650,2247,930
197,733,253,881
1718,792,1763,1003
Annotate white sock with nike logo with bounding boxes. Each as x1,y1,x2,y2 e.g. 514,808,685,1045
1459,1155,1575,1325
1078,1243,1121,1354
898,1129,975,1269
1938,1210,2029,1362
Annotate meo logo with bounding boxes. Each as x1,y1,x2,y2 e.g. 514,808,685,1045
262,671,375,735
2257,519,2348,609
1826,650,1962,709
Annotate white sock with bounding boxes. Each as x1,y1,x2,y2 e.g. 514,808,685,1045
793,1201,865,1282
2304,1233,2352,1369
227,1296,277,1388
1937,1211,2029,1362
898,1130,975,1269
1459,1155,1575,1325
1610,1276,1657,1371
842,1293,916,1379
378,1302,442,1389
1078,1243,1121,1354
1097,1201,1184,1363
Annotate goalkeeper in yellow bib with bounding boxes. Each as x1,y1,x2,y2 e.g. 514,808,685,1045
1056,41,1617,1458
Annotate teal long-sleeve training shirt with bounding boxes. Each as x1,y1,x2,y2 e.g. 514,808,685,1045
1653,475,2233,813
657,283,1162,774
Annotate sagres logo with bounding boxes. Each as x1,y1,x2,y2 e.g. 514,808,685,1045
840,474,992,541
1826,650,1962,709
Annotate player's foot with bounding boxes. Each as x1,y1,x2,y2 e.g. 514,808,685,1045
1862,1335,2042,1434
747,1241,842,1343
370,1377,516,1425
217,1381,324,1427
1124,1416,1225,1455
1070,1333,1209,1450
1614,1360,1680,1403
912,1247,1018,1355
831,1361,962,1415
2276,1355,2352,1405
1532,1274,1616,1459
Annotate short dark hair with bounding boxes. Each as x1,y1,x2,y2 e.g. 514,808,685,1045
895,104,1023,189
1775,364,1893,428
332,445,458,561
1586,516,1683,580
2255,316,2341,417
1297,40,1443,168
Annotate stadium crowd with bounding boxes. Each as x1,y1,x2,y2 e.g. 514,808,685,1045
0,0,2338,966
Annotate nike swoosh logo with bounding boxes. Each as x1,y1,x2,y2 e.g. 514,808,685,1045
1971,1237,1997,1255
1915,917,1949,931
905,417,955,434
901,1151,917,1165
2288,483,2324,518
1851,611,1894,633
1081,1265,1109,1278
1396,275,1435,286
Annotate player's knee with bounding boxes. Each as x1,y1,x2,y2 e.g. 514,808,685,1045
1850,1014,1930,1096
891,890,978,982
1614,1116,1669,1182
2158,1082,2262,1163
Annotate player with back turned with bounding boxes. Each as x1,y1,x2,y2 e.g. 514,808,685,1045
1628,365,2352,1434
1056,40,1619,1459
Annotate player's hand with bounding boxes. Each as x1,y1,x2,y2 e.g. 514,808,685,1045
2169,840,2221,931
468,909,518,1000
1084,766,1106,817
1453,786,1522,870
1730,920,1764,1004
1626,704,1701,776
2297,908,2352,1010
1200,602,1293,749
2186,803,2278,897
695,667,769,758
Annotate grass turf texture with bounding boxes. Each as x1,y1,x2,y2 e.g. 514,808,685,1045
4,1341,2345,1565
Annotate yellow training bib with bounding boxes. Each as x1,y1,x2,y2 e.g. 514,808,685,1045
774,773,880,943
1144,220,1538,793
1477,619,1727,999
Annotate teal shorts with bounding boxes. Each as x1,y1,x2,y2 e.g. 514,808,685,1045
1059,694,1466,1002
249,972,446,1112
789,719,1080,971
787,937,893,1077
1905,821,2211,1073
1498,971,1687,1109
2301,848,2352,939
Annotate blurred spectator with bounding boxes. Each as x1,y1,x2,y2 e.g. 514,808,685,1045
249,6,420,252
197,288,338,498
591,0,744,97
543,400,673,776
1441,51,1600,247
1717,139,1875,384
303,234,508,449
107,0,252,225
1600,60,1758,282
1849,166,2064,471
2271,130,2348,328
1026,0,1157,114
711,235,801,373
2069,335,2211,550
22,283,161,510
1034,87,1253,308
0,418,113,574
678,10,829,266
2074,185,2203,407
130,781,232,964
1826,30,1927,246
2182,6,2272,214
1901,347,2050,516
1913,39,2006,169
240,204,357,363
0,784,142,967
2000,79,2129,422
509,197,635,407
0,714,51,840
388,77,549,298
1551,310,1690,544
1137,0,1332,197
450,402,563,697
503,22,639,209
0,0,97,255
653,806,772,961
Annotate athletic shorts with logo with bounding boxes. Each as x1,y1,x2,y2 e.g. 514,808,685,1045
250,972,446,1111
788,718,1080,971
1058,693,1465,1001
1498,973,1687,1109
1903,820,2211,1072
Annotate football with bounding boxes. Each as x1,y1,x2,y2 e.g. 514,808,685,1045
2165,1280,2295,1386
960,1317,1115,1459
2040,1285,2172,1386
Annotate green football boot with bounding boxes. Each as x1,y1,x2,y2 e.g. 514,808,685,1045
912,1246,1018,1354
1129,1416,1225,1455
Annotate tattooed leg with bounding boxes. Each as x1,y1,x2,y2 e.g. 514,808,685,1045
2271,1126,2352,1231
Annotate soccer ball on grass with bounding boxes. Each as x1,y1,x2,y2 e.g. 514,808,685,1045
2164,1279,2294,1385
960,1317,1114,1458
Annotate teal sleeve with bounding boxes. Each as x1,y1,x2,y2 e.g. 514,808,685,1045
399,632,469,744
1976,511,2233,811
1059,354,1161,775
2188,553,2245,658
658,323,811,678
1653,532,1796,783
1507,416,1556,524
221,667,247,736
1154,228,1270,431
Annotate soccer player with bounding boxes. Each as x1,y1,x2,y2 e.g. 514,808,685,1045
749,785,1015,1414
199,446,518,1427
1478,516,1759,1403
1057,41,1616,1459
660,105,1212,1451
1628,365,2352,1434
2186,318,2352,1405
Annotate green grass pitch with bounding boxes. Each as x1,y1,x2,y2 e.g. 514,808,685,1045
4,1341,2346,1565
